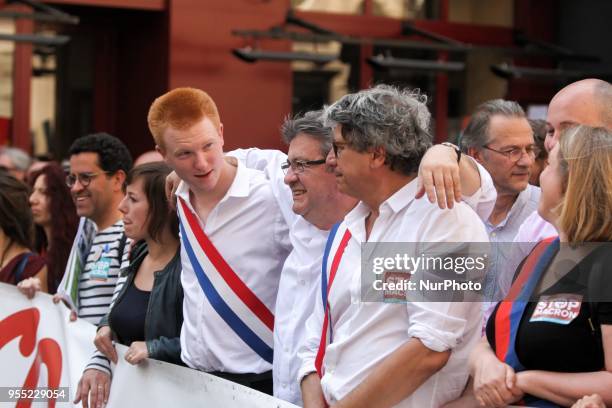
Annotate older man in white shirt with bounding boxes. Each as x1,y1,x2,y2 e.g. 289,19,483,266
298,85,488,408
264,112,356,404
148,87,292,394
458,100,540,323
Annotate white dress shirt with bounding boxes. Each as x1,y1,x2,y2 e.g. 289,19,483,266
273,217,328,405
298,179,488,408
177,161,292,374
230,148,325,404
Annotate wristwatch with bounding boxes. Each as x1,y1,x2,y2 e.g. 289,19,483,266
441,142,461,163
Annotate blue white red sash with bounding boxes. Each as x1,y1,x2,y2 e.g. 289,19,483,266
494,236,559,407
315,223,352,378
177,197,274,364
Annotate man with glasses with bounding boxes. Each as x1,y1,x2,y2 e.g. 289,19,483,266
57,132,133,326
272,111,357,405
459,99,539,318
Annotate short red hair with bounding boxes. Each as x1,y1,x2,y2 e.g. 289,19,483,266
147,87,221,148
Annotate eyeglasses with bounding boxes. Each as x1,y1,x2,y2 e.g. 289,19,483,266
281,158,326,175
65,172,111,188
483,145,537,162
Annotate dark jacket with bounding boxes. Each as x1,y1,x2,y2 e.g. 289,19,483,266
101,241,184,365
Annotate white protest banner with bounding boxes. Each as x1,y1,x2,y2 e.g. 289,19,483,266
109,344,297,407
0,283,297,407
0,282,96,407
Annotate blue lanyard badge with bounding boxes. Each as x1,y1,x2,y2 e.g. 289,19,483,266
91,244,112,281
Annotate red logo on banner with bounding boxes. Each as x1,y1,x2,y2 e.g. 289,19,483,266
0,308,63,407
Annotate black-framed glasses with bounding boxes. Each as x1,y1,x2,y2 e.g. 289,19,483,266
65,171,111,188
483,145,537,162
281,158,326,175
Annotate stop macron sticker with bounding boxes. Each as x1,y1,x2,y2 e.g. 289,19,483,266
530,293,583,325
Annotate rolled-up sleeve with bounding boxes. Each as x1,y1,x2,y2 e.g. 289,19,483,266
406,301,480,352
407,203,487,352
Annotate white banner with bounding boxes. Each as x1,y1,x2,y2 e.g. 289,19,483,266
0,283,297,407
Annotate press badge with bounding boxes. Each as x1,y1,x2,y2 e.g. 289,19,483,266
382,271,410,303
90,244,112,281
530,293,582,325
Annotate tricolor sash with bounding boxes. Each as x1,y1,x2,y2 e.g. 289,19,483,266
315,223,352,378
177,197,274,364
494,237,560,407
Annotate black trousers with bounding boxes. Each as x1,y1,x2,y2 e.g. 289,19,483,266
209,370,273,396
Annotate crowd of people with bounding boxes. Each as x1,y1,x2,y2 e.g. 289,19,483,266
1,77,611,408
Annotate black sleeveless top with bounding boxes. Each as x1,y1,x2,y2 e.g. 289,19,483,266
109,283,151,346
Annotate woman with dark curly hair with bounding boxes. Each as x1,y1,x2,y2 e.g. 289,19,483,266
0,172,47,286
20,162,79,294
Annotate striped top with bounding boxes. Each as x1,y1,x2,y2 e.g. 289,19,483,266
77,220,129,325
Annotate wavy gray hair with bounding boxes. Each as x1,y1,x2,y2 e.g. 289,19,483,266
280,110,332,157
324,84,432,175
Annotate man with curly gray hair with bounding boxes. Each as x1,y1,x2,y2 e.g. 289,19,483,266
325,85,432,177
298,85,488,407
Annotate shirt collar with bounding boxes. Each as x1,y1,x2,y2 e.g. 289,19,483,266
344,178,419,226
384,178,418,213
223,160,250,199
175,160,250,203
